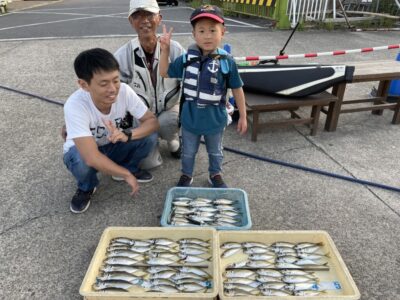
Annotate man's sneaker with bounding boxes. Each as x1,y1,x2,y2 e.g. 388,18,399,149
112,169,153,183
208,174,228,188
168,139,181,159
133,169,153,183
177,175,193,187
170,144,182,159
70,187,96,214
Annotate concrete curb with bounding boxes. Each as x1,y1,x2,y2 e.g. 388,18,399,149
0,0,63,16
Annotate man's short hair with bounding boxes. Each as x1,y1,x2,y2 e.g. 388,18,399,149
74,48,119,83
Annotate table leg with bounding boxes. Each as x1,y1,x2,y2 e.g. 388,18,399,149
372,80,390,116
310,105,322,135
325,83,346,132
392,98,400,124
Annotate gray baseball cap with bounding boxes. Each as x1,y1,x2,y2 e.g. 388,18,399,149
128,0,160,17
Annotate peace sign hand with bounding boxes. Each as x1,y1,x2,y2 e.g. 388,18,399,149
103,119,128,144
160,24,173,52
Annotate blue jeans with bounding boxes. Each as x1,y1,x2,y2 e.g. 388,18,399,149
63,133,157,192
181,127,224,177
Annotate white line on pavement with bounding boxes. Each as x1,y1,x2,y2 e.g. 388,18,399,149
0,32,194,42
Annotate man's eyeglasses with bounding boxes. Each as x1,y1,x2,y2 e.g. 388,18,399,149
131,11,158,20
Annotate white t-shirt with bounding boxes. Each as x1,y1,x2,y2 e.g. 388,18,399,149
63,83,148,154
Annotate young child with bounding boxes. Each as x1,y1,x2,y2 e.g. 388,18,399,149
159,5,247,188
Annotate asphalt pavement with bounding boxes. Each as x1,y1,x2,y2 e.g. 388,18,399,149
0,0,400,299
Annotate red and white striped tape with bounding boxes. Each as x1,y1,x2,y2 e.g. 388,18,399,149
235,44,400,62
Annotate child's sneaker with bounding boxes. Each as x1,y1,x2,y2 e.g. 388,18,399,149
177,175,193,187
208,174,228,188
112,169,153,183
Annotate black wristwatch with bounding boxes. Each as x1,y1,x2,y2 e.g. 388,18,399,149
123,129,132,142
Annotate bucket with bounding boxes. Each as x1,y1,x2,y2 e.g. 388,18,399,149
388,52,400,102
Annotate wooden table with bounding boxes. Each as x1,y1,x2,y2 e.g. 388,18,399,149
246,91,338,141
324,60,400,132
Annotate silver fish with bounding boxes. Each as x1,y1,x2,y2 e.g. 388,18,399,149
100,265,144,275
259,282,287,290
179,254,210,264
97,273,142,285
149,278,175,287
260,288,292,296
256,269,283,277
152,245,178,252
285,282,320,291
246,260,274,268
224,288,260,296
181,243,209,251
295,257,329,266
244,247,272,254
153,238,178,247
106,250,145,260
217,210,239,217
174,197,193,201
224,269,255,278
111,238,153,247
242,242,270,249
179,238,210,247
274,247,297,255
256,275,283,283
271,241,296,248
172,220,191,225
225,278,261,288
171,271,205,281
226,260,247,269
175,279,212,288
147,266,176,274
223,283,258,293
103,257,142,266
276,256,298,264
248,253,275,261
221,247,242,258
276,262,303,269
148,284,179,293
149,270,177,279
298,252,329,260
177,283,207,292
93,280,132,291
188,215,214,224
217,217,238,224
216,205,238,211
221,242,242,249
214,198,236,205
146,257,176,265
197,206,219,213
294,242,323,250
190,211,216,218
281,269,316,277
283,275,317,284
180,266,210,278
180,247,208,256
173,200,191,207
297,245,324,254
148,252,180,261
294,290,321,296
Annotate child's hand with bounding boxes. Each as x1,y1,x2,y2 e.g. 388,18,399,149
160,24,173,51
237,116,247,135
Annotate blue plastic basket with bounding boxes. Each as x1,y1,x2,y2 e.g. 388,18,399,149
160,187,252,230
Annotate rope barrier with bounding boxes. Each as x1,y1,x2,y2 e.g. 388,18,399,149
1,83,399,194
235,44,400,63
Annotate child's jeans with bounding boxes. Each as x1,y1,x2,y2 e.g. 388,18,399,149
181,127,224,177
63,133,157,192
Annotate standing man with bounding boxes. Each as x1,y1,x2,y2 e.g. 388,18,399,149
114,0,185,169
63,48,159,214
